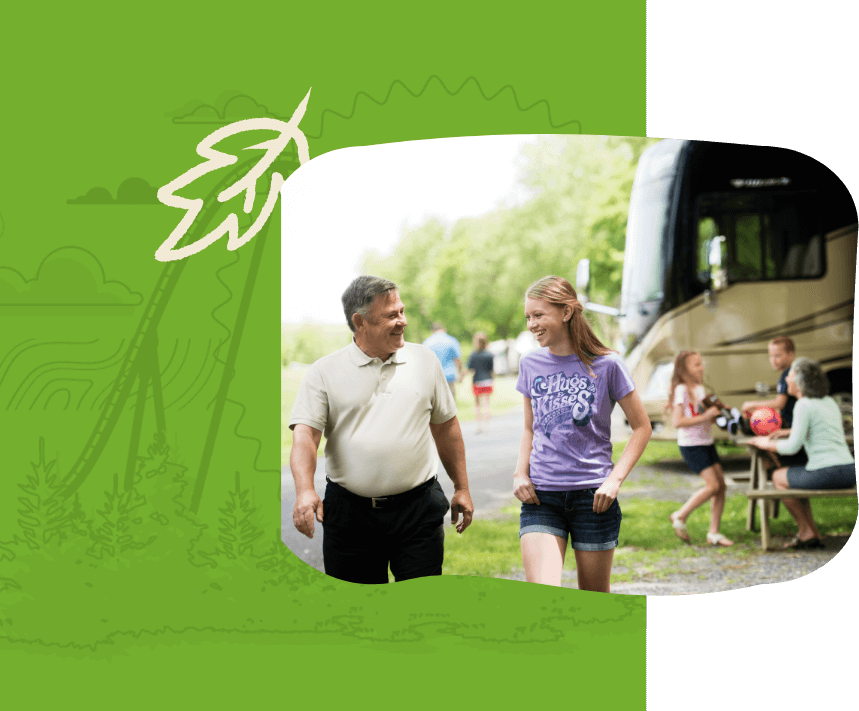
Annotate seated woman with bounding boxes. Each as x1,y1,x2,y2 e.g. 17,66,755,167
749,357,855,549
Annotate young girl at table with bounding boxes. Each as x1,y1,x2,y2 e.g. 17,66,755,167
667,351,734,546
513,276,651,592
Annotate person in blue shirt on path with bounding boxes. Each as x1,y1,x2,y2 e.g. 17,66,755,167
749,357,855,549
423,322,463,398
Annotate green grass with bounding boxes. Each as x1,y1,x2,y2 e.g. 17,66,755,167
609,438,746,467
442,482,858,582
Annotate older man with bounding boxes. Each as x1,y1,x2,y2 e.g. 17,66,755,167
289,276,474,584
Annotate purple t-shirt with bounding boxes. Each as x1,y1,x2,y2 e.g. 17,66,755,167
516,349,635,491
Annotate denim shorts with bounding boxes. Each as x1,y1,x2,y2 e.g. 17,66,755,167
786,462,856,489
679,444,721,474
519,488,621,551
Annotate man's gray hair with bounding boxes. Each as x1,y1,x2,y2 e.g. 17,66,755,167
341,276,398,332
790,357,830,399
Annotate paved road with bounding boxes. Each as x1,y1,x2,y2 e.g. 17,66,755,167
281,406,628,572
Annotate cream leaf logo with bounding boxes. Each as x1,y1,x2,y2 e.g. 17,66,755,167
155,89,311,262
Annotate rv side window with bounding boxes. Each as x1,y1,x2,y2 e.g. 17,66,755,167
696,191,824,283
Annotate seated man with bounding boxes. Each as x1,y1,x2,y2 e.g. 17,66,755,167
742,336,806,467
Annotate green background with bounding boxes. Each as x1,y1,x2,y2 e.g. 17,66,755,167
2,3,646,705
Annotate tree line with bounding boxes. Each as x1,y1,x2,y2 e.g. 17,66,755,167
361,135,659,347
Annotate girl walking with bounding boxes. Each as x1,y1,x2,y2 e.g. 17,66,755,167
667,351,734,546
466,332,494,433
513,276,651,592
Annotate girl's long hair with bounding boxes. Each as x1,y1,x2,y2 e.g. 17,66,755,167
666,350,698,413
526,275,612,375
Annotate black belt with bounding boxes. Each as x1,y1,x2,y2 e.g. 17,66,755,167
325,476,436,509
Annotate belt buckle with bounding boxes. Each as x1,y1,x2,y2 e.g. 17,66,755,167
371,496,387,509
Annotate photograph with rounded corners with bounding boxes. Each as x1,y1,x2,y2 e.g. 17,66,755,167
281,134,857,593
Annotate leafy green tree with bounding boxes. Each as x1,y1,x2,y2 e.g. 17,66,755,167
360,136,659,348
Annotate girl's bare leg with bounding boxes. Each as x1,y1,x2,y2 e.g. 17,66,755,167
573,549,615,593
675,466,721,521
703,464,727,534
481,395,492,428
672,465,732,544
521,532,567,586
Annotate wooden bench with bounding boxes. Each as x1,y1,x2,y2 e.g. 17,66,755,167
746,484,857,551
743,441,856,551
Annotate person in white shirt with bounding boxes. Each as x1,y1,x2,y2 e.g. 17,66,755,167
666,351,734,546
289,276,474,583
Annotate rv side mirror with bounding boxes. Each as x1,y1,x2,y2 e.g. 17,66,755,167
708,236,728,291
575,257,620,316
576,258,590,294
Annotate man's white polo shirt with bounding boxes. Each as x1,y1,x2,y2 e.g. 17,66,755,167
289,340,457,497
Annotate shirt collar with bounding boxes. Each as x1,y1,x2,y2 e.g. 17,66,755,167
349,339,407,366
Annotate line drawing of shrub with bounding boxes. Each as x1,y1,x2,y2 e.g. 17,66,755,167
16,438,74,551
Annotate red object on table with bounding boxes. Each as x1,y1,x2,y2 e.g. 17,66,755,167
750,407,782,436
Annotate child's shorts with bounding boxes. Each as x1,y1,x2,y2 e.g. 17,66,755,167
473,380,493,396
679,444,721,474
519,487,621,551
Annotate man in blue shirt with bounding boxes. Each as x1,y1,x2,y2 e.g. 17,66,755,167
741,336,806,466
423,322,462,398
741,337,797,429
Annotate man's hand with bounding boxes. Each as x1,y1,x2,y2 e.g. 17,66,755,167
450,489,474,533
290,424,324,538
593,478,621,513
293,489,323,538
429,416,472,532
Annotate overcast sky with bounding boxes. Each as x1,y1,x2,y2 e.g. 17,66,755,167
281,135,539,324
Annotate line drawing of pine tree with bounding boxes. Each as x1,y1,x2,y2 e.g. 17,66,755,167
16,438,74,552
256,528,317,590
166,453,216,569
68,492,90,539
213,472,264,565
87,473,155,565
0,537,22,600
134,431,190,540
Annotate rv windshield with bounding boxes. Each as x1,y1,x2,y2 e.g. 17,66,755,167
620,140,685,350
695,191,823,284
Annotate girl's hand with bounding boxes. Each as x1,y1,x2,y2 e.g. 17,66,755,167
593,478,621,513
704,406,721,421
514,473,540,505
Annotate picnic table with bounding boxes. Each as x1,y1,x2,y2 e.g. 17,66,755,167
742,436,856,551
